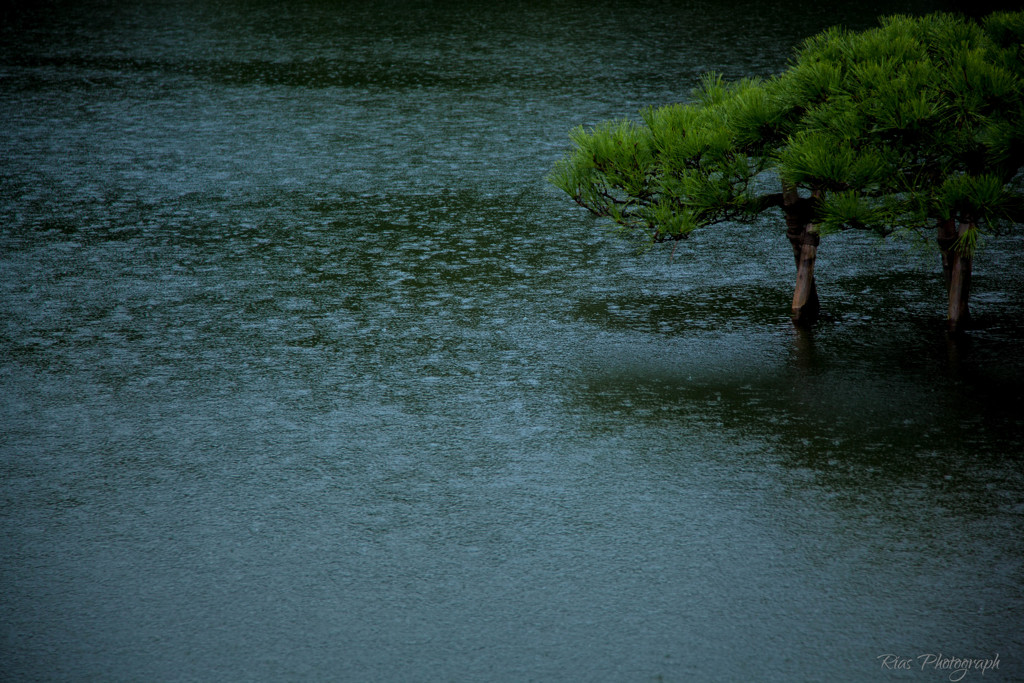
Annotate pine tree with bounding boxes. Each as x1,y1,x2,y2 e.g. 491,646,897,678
549,11,1024,330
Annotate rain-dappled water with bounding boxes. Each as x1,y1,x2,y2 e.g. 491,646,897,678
2,1,1023,680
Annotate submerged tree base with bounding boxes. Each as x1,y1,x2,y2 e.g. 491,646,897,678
791,288,820,327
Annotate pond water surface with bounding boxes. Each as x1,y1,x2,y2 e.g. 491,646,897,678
2,1,1023,681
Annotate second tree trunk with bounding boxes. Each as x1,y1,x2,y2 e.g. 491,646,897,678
784,185,820,326
937,218,973,332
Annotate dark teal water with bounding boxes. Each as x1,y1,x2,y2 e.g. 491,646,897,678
2,1,1022,680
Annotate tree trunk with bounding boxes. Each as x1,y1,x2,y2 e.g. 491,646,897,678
936,218,956,293
783,184,820,326
790,231,820,325
947,221,974,332
937,218,973,331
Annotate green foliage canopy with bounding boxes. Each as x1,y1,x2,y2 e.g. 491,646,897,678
550,11,1024,256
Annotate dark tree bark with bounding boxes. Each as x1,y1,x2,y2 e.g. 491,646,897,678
947,222,974,332
937,218,957,292
937,218,973,332
783,184,820,326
